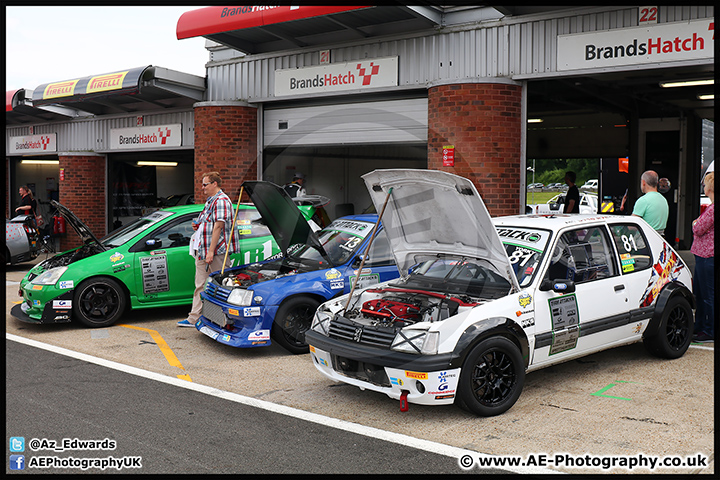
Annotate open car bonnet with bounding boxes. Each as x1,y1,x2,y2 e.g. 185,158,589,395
51,200,106,249
242,181,328,261
362,169,519,291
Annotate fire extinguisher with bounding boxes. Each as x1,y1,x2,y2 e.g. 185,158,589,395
53,216,66,235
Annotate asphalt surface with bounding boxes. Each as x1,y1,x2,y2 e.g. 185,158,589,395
5,252,714,475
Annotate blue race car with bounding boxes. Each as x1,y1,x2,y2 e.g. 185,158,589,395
196,180,399,354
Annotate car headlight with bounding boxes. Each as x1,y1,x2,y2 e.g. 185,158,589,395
30,266,68,286
226,288,253,306
311,307,333,336
391,330,439,355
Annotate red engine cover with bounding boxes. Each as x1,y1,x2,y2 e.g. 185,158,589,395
361,298,421,321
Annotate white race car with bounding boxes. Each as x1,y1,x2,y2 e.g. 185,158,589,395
306,169,694,416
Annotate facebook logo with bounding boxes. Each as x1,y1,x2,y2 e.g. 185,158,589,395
10,437,25,452
10,455,25,470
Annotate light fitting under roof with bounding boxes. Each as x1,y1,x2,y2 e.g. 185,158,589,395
660,79,714,88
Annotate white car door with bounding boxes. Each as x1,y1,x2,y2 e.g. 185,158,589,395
531,224,625,368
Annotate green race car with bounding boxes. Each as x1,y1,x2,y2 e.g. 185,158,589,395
12,198,327,328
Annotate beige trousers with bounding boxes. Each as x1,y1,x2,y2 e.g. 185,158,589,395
188,254,226,323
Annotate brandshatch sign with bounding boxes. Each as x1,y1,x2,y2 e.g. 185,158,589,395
274,56,398,97
110,124,182,150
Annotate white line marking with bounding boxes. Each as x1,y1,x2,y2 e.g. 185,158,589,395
7,332,556,474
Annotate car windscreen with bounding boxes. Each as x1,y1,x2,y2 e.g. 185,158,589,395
102,211,175,247
495,226,552,288
402,256,512,298
289,219,375,266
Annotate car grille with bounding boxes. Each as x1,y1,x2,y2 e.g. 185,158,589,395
328,315,396,349
204,280,232,303
202,300,229,327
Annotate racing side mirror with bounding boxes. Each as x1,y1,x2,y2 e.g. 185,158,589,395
145,238,162,250
352,255,365,268
540,279,576,293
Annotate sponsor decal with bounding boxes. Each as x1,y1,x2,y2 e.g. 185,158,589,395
640,243,684,307
405,371,428,380
228,308,239,316
248,329,271,341
110,252,125,263
518,292,533,308
243,306,261,317
43,79,80,99
32,285,43,290
330,280,344,290
86,71,129,94
325,268,342,280
53,300,72,309
390,377,405,387
58,281,74,289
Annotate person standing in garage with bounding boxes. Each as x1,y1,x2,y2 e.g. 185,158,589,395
690,172,714,343
632,170,669,234
178,172,239,327
564,171,580,213
15,186,38,220
283,172,306,198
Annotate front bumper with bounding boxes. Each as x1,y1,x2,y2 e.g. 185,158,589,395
13,285,74,324
196,293,277,348
305,330,460,406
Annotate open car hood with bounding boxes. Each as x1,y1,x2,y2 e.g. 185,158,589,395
362,169,519,290
51,200,106,249
242,181,328,261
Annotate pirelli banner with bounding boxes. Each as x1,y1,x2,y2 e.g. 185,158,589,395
32,66,150,105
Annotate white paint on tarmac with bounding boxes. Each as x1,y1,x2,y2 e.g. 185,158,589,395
7,332,558,474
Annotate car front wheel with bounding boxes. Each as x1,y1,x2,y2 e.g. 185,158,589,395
643,295,693,359
456,336,525,416
271,296,320,354
74,278,127,328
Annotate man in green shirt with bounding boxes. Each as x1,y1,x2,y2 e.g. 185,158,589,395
632,170,669,234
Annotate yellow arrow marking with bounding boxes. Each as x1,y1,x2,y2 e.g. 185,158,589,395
118,324,191,382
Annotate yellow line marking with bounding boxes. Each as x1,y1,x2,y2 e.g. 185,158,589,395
118,324,192,382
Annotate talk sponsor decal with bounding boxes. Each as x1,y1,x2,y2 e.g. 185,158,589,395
86,71,130,94
43,79,80,99
558,18,714,71
639,243,685,307
275,56,398,97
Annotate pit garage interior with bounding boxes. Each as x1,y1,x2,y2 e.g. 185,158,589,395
197,5,713,247
6,6,714,249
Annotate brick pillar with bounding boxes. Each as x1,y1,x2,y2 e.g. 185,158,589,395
58,154,106,251
193,102,258,203
428,81,523,217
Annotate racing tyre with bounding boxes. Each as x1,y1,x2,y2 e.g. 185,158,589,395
74,278,127,328
456,336,525,417
271,296,320,354
643,295,693,359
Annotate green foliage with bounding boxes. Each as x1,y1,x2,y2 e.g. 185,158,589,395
526,158,600,186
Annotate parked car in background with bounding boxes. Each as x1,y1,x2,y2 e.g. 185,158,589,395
528,192,599,214
527,183,544,190
306,169,693,416
12,199,323,328
5,215,39,265
197,181,400,354
580,179,599,190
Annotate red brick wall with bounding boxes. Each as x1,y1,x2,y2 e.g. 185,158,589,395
193,104,258,203
58,154,106,250
428,82,523,217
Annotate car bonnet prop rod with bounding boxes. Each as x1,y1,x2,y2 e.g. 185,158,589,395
344,186,393,313
222,186,244,275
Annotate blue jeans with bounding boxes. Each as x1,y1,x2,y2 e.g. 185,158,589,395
694,255,714,337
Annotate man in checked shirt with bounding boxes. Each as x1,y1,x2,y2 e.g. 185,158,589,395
178,171,239,327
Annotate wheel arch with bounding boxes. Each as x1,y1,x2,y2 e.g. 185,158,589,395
450,317,531,369
644,282,695,339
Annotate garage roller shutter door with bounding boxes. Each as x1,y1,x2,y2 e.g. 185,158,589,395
264,98,428,147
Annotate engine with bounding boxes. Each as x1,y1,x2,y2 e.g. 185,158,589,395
349,288,477,326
